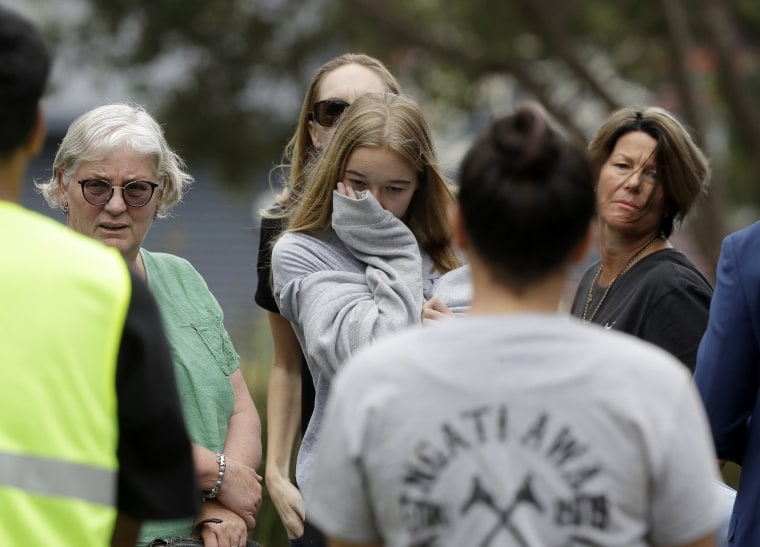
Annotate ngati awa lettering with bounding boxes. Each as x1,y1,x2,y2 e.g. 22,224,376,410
398,404,608,545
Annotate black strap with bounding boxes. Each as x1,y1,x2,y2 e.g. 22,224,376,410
146,538,203,547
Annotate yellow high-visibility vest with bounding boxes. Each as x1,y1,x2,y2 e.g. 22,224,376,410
0,202,130,545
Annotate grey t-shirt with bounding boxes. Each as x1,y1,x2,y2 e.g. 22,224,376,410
308,314,721,546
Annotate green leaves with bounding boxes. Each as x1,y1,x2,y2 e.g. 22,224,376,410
41,0,760,253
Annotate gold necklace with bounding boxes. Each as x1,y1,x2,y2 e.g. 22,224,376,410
582,235,661,324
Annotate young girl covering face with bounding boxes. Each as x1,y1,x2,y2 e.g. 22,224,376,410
337,145,417,219
271,92,460,506
257,54,403,544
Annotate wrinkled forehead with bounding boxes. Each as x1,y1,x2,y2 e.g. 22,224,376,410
606,128,659,163
65,144,159,179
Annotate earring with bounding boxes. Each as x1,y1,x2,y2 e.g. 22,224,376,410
62,202,69,216
153,211,158,221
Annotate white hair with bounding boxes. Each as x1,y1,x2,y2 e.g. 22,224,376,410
37,102,193,217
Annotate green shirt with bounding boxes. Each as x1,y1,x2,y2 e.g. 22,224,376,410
137,250,239,545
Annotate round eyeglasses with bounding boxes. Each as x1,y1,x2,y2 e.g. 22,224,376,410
78,179,159,208
311,99,350,127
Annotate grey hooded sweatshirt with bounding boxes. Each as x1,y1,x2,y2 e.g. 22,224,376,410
273,190,449,499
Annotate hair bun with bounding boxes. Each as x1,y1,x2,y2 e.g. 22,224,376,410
490,104,559,179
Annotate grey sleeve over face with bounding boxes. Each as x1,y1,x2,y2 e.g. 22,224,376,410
272,191,424,379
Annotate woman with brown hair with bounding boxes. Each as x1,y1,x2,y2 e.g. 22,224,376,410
569,106,713,372
570,105,738,547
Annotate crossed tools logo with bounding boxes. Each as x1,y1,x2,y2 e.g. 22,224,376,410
397,404,609,546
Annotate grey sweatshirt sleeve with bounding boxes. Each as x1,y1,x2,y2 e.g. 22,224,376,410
272,191,423,379
430,264,472,315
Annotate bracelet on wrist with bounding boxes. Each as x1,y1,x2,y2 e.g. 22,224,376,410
202,452,226,500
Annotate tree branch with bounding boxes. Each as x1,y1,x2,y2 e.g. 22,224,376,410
346,0,588,145
516,0,619,112
699,0,760,160
659,0,724,266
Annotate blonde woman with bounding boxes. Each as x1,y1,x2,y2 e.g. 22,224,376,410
254,54,401,545
271,92,460,539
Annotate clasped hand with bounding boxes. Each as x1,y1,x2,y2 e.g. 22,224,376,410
216,459,263,530
422,296,455,325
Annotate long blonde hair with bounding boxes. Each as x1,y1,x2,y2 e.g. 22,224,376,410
289,92,460,274
265,53,401,219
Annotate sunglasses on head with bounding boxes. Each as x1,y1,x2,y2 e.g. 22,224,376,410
311,99,350,127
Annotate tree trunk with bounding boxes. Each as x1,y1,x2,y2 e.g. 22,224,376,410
660,0,724,272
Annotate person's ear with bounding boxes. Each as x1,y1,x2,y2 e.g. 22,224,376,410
57,170,69,203
449,201,469,252
153,182,164,219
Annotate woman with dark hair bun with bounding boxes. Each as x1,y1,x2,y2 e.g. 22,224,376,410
456,104,595,288
305,104,721,547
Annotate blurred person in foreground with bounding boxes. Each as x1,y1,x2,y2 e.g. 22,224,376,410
37,103,262,547
695,220,760,546
256,53,401,545
0,6,196,546
307,104,720,547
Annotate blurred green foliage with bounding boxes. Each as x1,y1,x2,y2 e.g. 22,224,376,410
41,0,760,267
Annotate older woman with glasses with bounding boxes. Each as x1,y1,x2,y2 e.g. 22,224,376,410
37,103,263,547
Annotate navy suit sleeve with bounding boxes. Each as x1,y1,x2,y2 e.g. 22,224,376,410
695,230,760,463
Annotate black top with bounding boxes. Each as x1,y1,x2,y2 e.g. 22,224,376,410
255,207,315,438
116,270,198,519
255,210,286,312
570,248,713,372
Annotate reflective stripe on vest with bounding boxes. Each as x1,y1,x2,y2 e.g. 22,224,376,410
0,451,116,507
